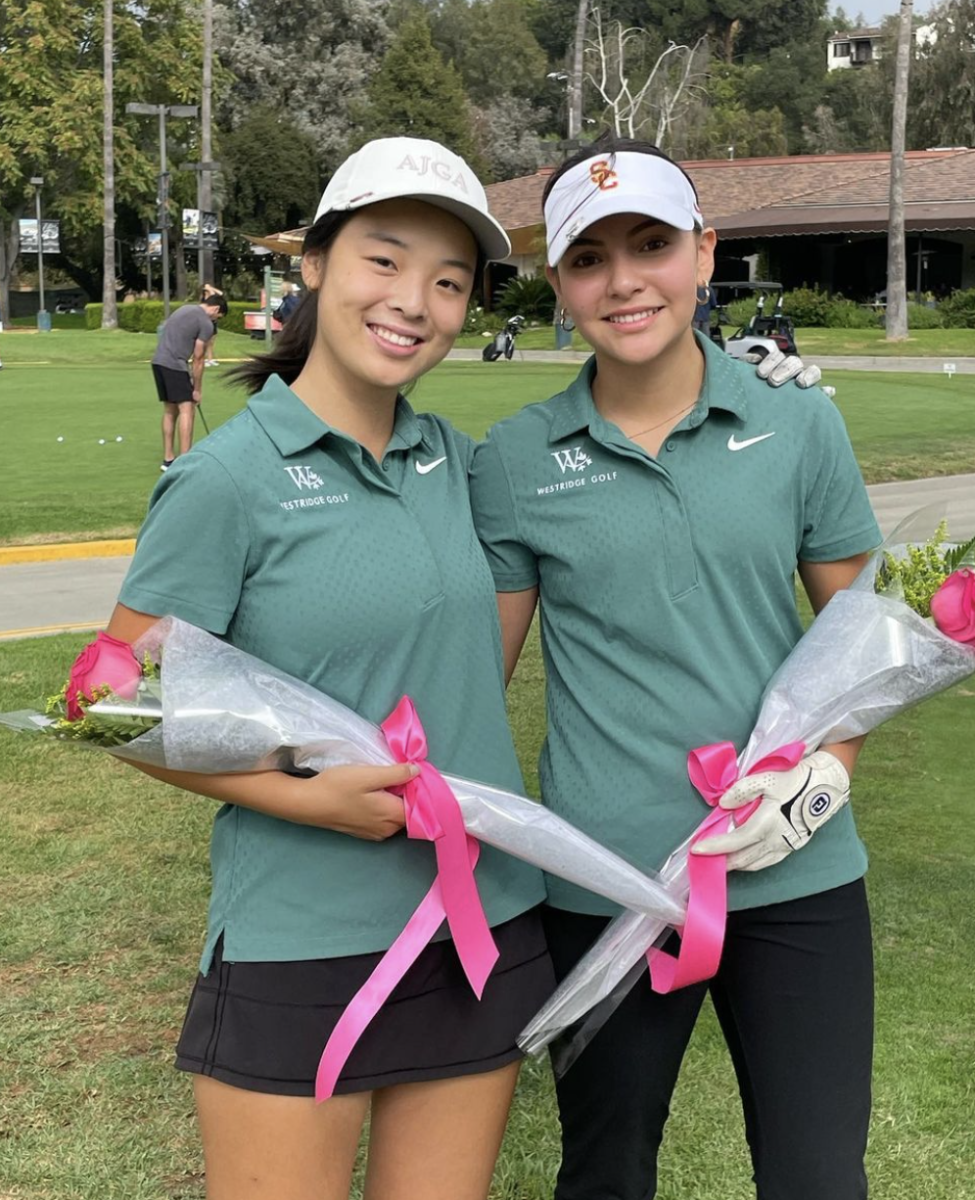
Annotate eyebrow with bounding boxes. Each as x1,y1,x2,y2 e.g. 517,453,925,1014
362,231,475,274
570,218,671,247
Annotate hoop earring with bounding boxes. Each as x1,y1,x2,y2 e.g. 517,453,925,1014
696,283,711,304
559,307,571,330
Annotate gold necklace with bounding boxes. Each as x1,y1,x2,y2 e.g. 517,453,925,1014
616,399,696,441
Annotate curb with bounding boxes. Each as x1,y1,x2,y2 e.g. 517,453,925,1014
0,539,136,566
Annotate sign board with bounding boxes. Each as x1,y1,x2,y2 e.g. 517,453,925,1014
182,209,220,250
243,311,283,332
19,218,60,254
943,362,956,378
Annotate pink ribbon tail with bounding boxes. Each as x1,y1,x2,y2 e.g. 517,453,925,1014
648,739,806,995
315,696,498,1101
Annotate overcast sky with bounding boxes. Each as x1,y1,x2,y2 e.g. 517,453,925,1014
833,0,934,24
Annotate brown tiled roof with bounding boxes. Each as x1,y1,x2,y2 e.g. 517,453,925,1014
484,149,975,243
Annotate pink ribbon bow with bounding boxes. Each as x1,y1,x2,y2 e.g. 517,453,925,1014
314,696,499,1101
648,739,806,995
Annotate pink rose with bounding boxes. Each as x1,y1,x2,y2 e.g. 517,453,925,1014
930,568,975,647
66,632,142,721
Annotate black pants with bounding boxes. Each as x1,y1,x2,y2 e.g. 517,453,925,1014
543,880,874,1200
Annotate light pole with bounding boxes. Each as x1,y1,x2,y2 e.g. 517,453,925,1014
28,176,47,329
126,102,199,319
178,160,221,285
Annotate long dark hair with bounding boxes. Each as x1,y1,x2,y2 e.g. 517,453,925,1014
228,211,355,393
541,131,700,212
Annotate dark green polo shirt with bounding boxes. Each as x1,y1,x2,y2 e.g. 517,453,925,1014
120,375,544,969
470,334,881,914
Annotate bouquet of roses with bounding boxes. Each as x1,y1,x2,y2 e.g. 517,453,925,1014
518,509,975,1064
1,615,686,1098
0,616,678,928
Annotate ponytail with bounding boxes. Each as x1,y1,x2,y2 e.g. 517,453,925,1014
227,211,355,394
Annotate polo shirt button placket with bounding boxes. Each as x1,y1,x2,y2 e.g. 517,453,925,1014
665,440,677,453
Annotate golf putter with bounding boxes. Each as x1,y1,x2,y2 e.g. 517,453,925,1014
197,404,210,434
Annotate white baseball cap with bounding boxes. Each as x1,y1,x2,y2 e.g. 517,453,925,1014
315,137,511,262
544,151,704,268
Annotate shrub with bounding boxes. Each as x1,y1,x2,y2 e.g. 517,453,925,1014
462,303,502,336
906,301,944,329
937,288,975,328
780,286,834,326
825,298,880,329
495,273,557,321
722,297,755,328
85,300,251,336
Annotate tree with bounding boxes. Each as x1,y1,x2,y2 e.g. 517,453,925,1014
429,0,547,108
803,65,890,153
569,0,588,138
0,0,206,317
221,106,321,233
354,10,478,164
673,60,788,158
908,0,975,149
585,10,707,145
102,0,117,328
215,0,390,177
886,0,914,342
471,96,548,181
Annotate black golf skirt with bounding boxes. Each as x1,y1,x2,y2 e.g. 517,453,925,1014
175,907,554,1097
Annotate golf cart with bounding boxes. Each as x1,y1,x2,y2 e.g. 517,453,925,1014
710,281,798,361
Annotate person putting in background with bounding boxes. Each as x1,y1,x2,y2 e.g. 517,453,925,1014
151,290,228,471
200,283,224,366
471,132,880,1200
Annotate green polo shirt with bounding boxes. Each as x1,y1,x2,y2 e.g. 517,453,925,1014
470,334,881,914
120,375,544,970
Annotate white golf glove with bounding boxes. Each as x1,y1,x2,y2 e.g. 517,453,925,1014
747,347,822,389
693,751,850,872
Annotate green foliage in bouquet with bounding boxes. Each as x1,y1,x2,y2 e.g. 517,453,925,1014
44,655,161,747
877,523,975,618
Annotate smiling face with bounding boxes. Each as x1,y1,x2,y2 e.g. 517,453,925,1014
548,211,716,372
301,198,478,399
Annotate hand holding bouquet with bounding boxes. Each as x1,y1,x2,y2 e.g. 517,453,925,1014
519,510,975,1064
1,616,686,1098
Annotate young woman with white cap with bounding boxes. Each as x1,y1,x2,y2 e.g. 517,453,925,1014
101,137,553,1200
471,133,881,1200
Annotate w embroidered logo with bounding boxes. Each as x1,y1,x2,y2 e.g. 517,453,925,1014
551,447,593,474
588,160,618,190
284,465,325,490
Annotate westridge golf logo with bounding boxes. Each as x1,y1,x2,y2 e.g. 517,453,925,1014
284,465,325,490
551,447,592,474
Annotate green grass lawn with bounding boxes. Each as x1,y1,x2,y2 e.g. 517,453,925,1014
1,330,974,543
0,629,972,1199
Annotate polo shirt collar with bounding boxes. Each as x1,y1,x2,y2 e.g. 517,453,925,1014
548,333,748,444
247,374,425,457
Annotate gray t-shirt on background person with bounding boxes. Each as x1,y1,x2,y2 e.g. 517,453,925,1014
152,305,215,373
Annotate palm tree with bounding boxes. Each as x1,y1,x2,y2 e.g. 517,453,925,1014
886,0,914,342
569,0,588,139
102,0,117,328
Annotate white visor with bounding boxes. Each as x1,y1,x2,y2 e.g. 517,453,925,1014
315,137,511,262
545,152,703,267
